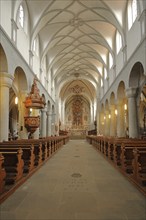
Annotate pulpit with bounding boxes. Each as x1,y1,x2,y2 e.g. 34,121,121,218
24,78,46,136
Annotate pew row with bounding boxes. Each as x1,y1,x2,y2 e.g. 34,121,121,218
0,135,69,202
86,135,146,195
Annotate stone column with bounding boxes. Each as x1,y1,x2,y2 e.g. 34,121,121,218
117,100,125,137
33,109,40,139
54,103,59,136
91,104,95,130
126,88,138,138
105,110,110,136
0,72,14,141
18,91,28,139
96,97,100,134
40,109,47,137
51,111,56,136
46,111,52,136
99,111,105,135
61,103,65,129
110,105,116,136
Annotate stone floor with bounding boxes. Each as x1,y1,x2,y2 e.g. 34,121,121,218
0,140,146,220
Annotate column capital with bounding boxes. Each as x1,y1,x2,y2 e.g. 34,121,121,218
46,111,52,116
41,109,47,113
0,72,14,88
126,87,137,98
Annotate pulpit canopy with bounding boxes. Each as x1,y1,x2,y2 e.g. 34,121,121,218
24,78,46,109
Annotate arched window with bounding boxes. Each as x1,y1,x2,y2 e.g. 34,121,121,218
109,53,113,69
33,36,39,56
132,0,137,22
116,31,122,54
19,5,24,28
128,0,138,30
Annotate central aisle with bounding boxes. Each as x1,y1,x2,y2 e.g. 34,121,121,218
1,140,146,220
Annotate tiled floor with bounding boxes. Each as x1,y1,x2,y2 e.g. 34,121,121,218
0,140,146,220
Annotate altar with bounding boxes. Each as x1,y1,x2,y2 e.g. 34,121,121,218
69,127,87,139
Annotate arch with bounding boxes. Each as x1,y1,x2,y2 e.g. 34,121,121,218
110,92,116,105
0,44,8,72
52,105,55,114
117,81,126,100
47,100,51,112
101,103,104,112
129,62,144,88
105,99,109,111
13,66,28,92
42,93,46,106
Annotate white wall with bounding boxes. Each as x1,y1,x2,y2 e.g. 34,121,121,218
127,22,141,60
0,0,12,38
17,28,29,64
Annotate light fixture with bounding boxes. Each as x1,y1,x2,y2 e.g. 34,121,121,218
15,97,18,105
124,104,127,110
115,109,118,115
104,116,106,120
109,114,111,119
30,108,32,112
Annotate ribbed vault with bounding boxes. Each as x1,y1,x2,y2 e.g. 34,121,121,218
25,0,127,95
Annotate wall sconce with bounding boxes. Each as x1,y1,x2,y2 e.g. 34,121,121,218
15,97,18,105
109,114,111,119
115,109,118,115
124,104,127,110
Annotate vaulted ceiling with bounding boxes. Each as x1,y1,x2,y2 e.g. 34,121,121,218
26,0,127,101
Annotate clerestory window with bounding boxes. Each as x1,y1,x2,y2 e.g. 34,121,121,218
116,31,122,54
19,5,24,28
128,0,138,30
109,53,113,69
33,36,39,56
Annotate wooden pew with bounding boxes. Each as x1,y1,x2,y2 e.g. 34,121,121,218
132,148,146,185
120,143,146,174
0,135,69,202
112,138,139,166
1,142,43,167
0,154,6,193
0,149,24,185
0,146,35,174
86,135,146,192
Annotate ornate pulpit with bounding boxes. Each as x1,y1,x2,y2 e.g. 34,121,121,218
24,78,46,135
